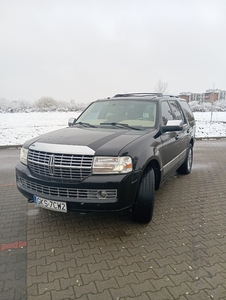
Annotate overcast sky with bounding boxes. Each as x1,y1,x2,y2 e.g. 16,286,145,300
1,0,226,103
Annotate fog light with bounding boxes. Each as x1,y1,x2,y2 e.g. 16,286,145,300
97,190,107,199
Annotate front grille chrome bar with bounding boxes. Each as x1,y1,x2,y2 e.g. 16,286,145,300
28,149,93,180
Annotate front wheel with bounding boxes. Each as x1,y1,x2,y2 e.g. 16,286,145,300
132,168,155,224
177,144,193,174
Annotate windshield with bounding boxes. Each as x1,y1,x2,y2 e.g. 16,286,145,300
75,99,157,128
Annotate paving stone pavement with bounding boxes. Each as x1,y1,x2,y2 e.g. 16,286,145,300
1,140,226,300
0,147,27,300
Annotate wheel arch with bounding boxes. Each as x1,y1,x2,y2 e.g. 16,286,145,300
141,158,161,191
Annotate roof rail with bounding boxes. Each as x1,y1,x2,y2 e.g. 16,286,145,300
113,93,163,98
163,94,179,98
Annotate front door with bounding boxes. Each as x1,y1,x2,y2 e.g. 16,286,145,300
159,101,182,178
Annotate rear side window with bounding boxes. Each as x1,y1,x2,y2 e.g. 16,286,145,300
179,100,195,126
169,100,185,123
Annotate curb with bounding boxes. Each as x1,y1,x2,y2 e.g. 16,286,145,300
0,145,22,150
195,137,226,141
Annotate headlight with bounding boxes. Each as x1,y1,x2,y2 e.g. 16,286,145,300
20,147,28,165
93,156,132,174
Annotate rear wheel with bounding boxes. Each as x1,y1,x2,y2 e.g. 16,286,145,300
132,168,155,224
177,144,193,174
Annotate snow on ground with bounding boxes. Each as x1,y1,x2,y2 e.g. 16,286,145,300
0,112,81,146
0,111,226,146
194,112,226,138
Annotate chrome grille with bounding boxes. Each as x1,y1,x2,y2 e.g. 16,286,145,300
17,175,117,200
28,149,93,180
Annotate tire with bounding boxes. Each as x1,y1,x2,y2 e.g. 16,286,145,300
177,144,193,174
132,168,155,224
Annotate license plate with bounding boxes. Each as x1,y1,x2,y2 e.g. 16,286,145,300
34,196,67,213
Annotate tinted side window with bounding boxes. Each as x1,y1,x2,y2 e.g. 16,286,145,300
161,101,173,125
169,100,184,122
179,100,195,126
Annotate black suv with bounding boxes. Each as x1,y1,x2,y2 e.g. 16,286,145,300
16,93,195,223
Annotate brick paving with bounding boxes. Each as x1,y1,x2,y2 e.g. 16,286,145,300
0,148,27,300
1,140,226,299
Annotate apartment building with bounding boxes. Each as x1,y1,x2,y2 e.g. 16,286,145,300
179,89,226,103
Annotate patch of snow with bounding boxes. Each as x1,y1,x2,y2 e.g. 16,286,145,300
0,112,81,146
194,112,226,138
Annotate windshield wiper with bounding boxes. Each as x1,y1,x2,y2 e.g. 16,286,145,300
74,122,97,128
100,122,142,130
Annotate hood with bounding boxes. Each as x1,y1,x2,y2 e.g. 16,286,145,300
24,126,151,156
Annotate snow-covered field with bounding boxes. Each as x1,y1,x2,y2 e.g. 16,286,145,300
0,112,82,146
194,111,226,138
0,111,226,146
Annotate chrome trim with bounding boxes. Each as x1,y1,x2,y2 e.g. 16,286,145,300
161,148,187,172
29,142,95,155
166,120,183,126
28,149,93,180
28,158,91,169
48,154,55,175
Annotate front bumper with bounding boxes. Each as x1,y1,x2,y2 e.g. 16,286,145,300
15,162,140,212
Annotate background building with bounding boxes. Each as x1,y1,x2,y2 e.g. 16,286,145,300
180,89,226,103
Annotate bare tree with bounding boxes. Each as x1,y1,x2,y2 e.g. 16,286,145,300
154,80,168,94
35,97,58,111
0,98,9,109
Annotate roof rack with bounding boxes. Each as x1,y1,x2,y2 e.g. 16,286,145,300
113,93,163,98
163,94,179,98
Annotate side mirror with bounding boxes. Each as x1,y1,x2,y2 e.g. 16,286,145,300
161,120,183,133
68,118,76,126
154,120,183,139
